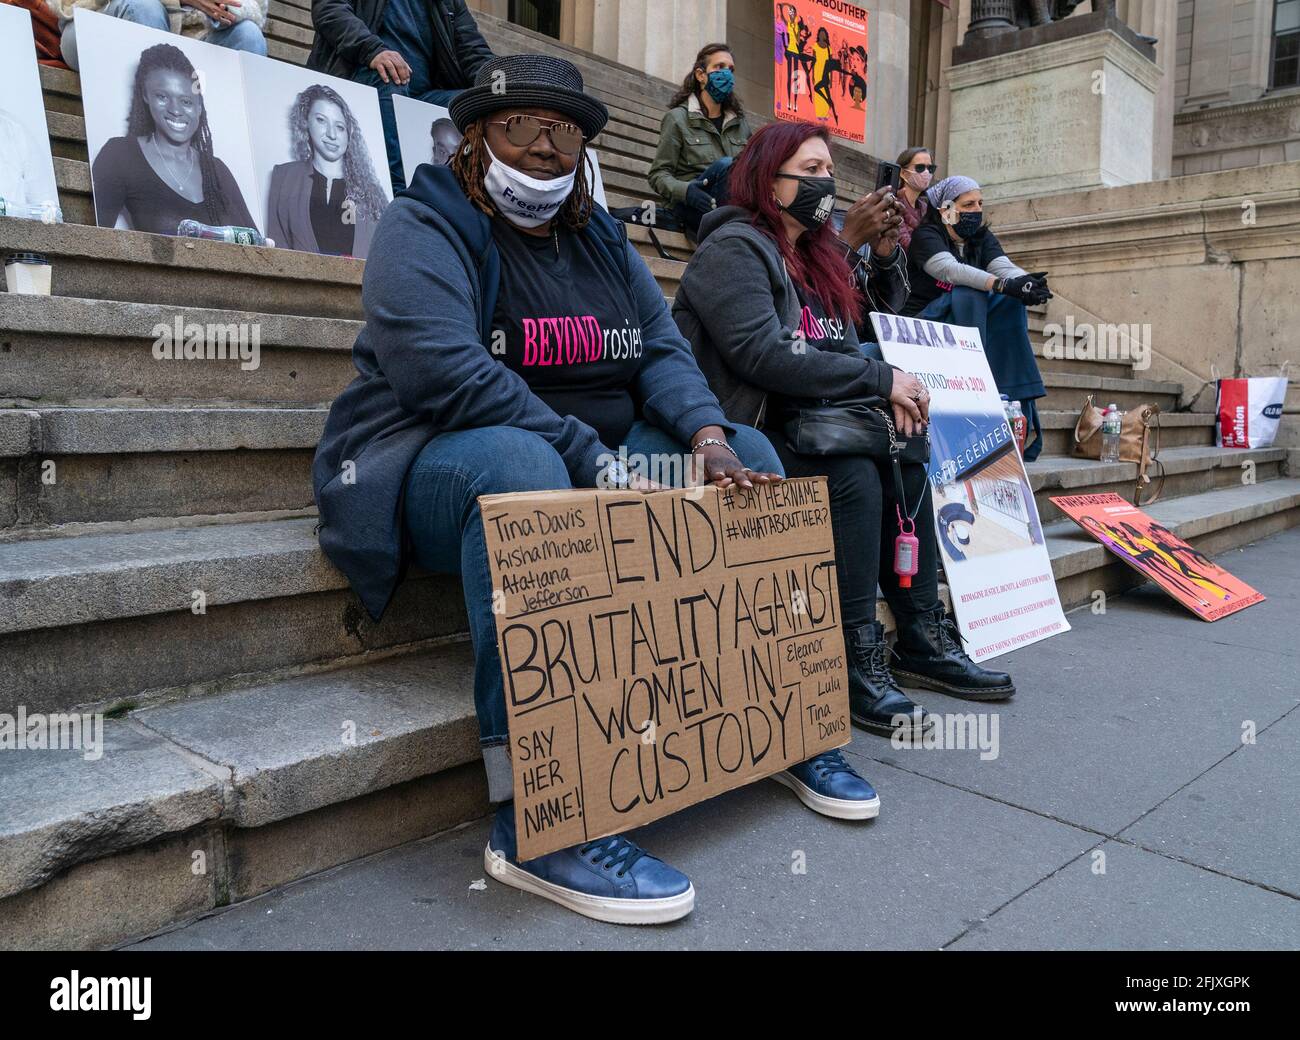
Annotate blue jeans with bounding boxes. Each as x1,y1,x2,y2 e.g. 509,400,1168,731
59,0,267,70
401,420,782,803
918,286,1047,460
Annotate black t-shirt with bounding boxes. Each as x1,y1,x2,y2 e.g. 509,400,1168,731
768,283,858,422
902,220,1007,316
309,172,356,256
90,135,256,236
709,113,725,134
490,219,644,448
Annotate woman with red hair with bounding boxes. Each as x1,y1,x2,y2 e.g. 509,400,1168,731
674,123,1017,756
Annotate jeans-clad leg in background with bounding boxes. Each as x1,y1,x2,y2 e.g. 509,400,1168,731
352,0,468,193
60,0,169,70
204,18,268,56
59,0,268,69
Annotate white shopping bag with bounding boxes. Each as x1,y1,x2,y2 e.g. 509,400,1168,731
1215,368,1289,449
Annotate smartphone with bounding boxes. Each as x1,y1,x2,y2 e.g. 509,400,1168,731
874,160,901,194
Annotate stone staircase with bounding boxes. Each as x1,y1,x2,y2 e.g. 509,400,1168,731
2,2,1297,950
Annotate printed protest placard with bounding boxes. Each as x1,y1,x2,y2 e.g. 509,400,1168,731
874,312,1070,660
1051,493,1265,621
774,1,868,144
479,478,850,859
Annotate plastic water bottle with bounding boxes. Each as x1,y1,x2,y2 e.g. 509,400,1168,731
0,197,64,223
177,219,273,247
1101,403,1123,463
1008,400,1027,455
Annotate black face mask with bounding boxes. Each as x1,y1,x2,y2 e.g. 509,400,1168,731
775,173,836,229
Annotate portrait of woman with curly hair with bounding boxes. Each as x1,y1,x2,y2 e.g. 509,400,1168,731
263,82,390,258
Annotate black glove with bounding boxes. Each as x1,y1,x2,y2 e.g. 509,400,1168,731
996,273,1051,305
685,182,716,215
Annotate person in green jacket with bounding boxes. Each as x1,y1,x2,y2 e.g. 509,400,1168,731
647,42,753,239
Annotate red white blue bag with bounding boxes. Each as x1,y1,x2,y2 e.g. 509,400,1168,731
1215,371,1288,449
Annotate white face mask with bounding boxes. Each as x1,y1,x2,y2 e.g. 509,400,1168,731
483,142,576,227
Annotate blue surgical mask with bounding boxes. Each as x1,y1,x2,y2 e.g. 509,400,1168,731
952,210,983,239
705,69,734,104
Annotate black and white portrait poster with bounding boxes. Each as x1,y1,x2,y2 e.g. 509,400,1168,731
0,3,61,221
391,92,609,211
76,9,261,238
392,93,462,181
240,54,391,260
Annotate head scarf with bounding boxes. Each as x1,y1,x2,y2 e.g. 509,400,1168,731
925,175,980,211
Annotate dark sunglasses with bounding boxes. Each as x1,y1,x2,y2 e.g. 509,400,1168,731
487,114,585,155
910,163,938,174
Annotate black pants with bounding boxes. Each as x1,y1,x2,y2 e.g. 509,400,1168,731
766,430,941,629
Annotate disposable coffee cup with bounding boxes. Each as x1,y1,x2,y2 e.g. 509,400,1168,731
5,252,52,295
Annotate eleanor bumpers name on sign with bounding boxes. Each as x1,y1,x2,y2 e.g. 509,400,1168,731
479,478,851,859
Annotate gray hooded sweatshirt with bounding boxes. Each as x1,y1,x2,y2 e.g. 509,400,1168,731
671,205,896,430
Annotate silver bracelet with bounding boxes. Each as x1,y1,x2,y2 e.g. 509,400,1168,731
691,437,739,459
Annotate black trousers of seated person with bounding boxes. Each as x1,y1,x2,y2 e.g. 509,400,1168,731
764,430,940,629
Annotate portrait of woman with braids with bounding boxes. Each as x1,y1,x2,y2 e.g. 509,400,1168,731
90,42,257,236
265,83,390,259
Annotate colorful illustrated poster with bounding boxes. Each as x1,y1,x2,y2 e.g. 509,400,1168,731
874,313,1070,661
0,3,60,220
773,1,868,143
1051,493,1265,621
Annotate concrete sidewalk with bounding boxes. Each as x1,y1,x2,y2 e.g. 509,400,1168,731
129,528,1300,951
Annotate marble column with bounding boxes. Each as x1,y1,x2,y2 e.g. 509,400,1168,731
868,0,914,160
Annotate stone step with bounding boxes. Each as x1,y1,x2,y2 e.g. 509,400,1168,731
4,475,1296,948
0,405,322,528
267,37,311,67
0,295,357,407
264,15,314,48
0,218,362,319
1038,371,1181,414
0,516,468,716
1026,445,1286,523
0,393,1268,532
4,430,1291,710
1035,409,1216,455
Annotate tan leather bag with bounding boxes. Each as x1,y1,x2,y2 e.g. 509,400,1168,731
1072,395,1165,505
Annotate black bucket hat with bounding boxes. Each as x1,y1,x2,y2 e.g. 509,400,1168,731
448,53,609,142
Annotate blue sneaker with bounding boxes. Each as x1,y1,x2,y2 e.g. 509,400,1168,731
772,749,880,820
484,804,694,925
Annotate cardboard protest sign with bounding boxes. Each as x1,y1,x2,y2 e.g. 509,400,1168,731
1051,493,1265,621
479,478,850,859
873,312,1070,660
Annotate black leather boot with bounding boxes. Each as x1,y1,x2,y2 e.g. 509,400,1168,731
845,621,933,738
892,606,1016,701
